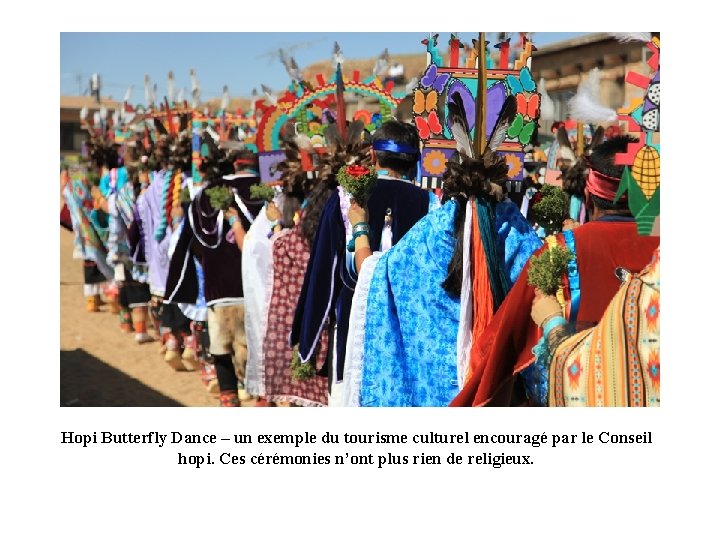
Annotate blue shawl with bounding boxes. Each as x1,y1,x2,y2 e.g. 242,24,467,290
359,199,541,406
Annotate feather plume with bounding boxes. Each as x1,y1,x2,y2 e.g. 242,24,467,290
568,68,617,123
332,41,344,66
609,32,652,43
589,126,605,152
177,88,185,103
190,69,201,108
294,132,314,150
486,94,517,154
447,91,474,159
261,84,278,106
144,75,153,105
167,71,175,103
205,124,220,142
218,140,245,151
538,79,554,121
123,85,133,103
80,106,88,122
221,85,230,111
404,77,419,94
556,126,572,150
347,119,365,146
154,118,168,136
372,48,390,77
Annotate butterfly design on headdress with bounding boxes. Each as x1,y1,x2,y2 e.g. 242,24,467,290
415,111,442,139
505,67,539,144
420,64,450,93
507,67,536,95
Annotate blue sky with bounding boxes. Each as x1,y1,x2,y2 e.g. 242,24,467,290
60,32,589,101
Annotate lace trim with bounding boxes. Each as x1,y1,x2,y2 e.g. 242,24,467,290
341,252,382,407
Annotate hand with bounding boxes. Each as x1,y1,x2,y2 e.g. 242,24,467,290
530,289,564,328
266,201,281,222
562,218,580,231
348,200,368,227
226,207,239,221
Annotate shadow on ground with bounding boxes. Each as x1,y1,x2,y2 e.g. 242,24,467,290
61,348,183,407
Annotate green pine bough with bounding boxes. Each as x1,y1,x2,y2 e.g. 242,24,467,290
290,348,316,381
205,185,234,211
527,245,573,296
337,165,378,207
249,184,275,202
532,185,568,235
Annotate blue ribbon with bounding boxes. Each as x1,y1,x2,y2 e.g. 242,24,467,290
372,139,419,155
562,229,581,324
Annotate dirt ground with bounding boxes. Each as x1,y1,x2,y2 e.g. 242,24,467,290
60,228,240,407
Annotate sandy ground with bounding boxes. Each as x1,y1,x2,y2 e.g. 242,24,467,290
60,228,226,406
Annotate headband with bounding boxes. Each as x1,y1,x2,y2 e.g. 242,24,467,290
372,139,419,156
586,168,627,202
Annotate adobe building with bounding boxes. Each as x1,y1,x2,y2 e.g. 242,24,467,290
532,32,652,138
60,95,120,160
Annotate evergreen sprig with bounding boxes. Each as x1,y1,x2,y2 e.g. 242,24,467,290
532,184,568,235
527,245,573,295
249,183,276,202
290,348,316,381
205,185,234,211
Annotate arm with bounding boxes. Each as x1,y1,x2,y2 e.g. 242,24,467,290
226,207,246,251
348,200,371,273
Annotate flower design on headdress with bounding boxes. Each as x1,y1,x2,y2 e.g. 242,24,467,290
423,150,448,176
503,153,523,179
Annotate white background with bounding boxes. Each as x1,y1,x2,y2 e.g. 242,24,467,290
1,2,717,539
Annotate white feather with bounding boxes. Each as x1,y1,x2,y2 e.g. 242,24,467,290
123,85,133,103
332,41,344,65
609,32,651,43
404,77,419,94
221,85,230,111
568,68,617,123
538,79,555,121
190,69,201,108
206,125,220,142
261,84,278,106
177,88,185,103
80,106,88,121
451,123,473,159
295,132,313,150
112,109,119,126
167,71,175,103
144,75,152,104
99,106,107,120
93,111,101,126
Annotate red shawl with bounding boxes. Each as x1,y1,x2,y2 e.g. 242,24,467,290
451,220,659,406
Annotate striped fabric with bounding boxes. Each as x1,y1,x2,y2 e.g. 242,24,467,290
549,248,660,407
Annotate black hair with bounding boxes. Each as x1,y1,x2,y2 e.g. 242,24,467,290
561,159,587,198
232,148,259,172
371,120,420,177
587,135,637,180
441,152,509,297
586,135,637,212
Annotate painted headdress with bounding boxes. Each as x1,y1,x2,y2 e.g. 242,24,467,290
613,33,660,235
412,32,539,194
253,42,399,183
